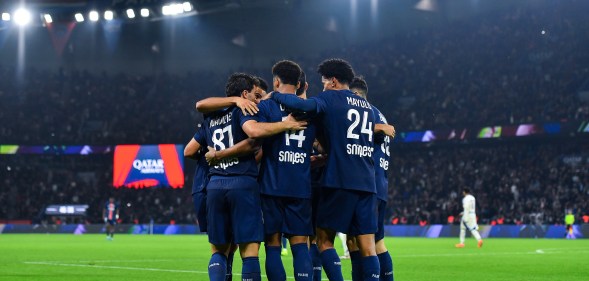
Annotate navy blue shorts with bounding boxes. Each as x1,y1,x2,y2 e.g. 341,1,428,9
206,176,264,245
106,219,116,226
261,194,313,237
316,188,377,236
375,199,387,241
192,191,208,233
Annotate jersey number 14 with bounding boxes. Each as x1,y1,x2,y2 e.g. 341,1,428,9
282,116,306,148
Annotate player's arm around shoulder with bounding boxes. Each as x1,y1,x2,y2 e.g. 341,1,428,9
195,96,258,116
184,138,202,159
241,117,307,139
375,124,396,139
271,92,319,113
205,138,260,165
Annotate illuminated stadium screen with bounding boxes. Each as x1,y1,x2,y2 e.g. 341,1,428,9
113,144,184,188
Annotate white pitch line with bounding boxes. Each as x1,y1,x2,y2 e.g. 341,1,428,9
24,261,348,281
28,259,173,263
24,262,205,274
393,249,589,258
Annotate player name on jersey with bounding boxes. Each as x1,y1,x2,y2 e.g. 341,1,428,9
209,112,232,127
346,96,372,109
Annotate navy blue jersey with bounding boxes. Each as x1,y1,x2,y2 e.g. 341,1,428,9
241,97,316,198
372,106,391,202
191,126,210,194
273,90,376,193
104,202,119,220
202,107,258,178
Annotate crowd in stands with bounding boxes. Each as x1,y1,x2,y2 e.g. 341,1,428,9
1,141,588,225
312,1,589,130
1,3,588,145
388,140,589,225
1,2,589,225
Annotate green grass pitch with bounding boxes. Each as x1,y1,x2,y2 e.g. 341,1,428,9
0,234,587,280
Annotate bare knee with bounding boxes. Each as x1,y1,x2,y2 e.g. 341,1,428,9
346,236,359,252
316,228,336,252
355,234,377,257
289,235,308,246
375,239,388,255
265,233,282,247
239,242,261,258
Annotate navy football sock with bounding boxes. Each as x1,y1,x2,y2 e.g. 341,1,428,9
226,250,235,281
291,243,313,281
377,252,394,281
208,252,227,281
265,246,286,281
361,256,380,281
309,244,322,281
350,251,362,281
242,257,261,281
319,248,344,281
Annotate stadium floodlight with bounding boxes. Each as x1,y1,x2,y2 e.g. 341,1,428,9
89,11,99,22
163,3,186,16
172,3,184,14
126,9,135,19
104,10,113,21
162,5,171,16
75,13,84,22
140,8,149,17
13,8,31,26
43,14,52,23
1,12,10,21
183,2,193,12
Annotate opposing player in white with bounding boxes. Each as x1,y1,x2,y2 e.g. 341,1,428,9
337,232,350,259
456,188,483,248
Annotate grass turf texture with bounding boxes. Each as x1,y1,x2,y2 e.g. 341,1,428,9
0,234,587,280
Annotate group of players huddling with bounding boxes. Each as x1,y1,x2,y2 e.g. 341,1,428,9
184,58,396,281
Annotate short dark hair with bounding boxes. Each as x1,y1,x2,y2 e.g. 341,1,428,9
350,76,368,98
463,188,471,194
296,71,306,96
317,58,355,85
256,76,268,92
272,60,302,86
225,73,257,97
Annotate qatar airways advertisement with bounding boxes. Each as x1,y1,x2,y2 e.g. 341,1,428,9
113,144,184,188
